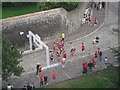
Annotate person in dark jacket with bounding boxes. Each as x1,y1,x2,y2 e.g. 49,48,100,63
88,61,93,72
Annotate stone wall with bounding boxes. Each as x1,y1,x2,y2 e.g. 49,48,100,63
2,2,87,47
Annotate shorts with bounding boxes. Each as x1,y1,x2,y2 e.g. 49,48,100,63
95,56,97,58
96,40,99,43
82,49,85,51
94,23,97,24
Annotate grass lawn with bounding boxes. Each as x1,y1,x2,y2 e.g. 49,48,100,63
48,66,119,88
2,4,37,19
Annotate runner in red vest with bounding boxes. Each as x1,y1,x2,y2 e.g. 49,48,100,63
39,65,42,75
39,75,44,86
61,40,64,47
81,43,85,53
53,42,56,50
71,48,76,56
57,49,61,57
94,51,98,58
91,58,96,68
63,51,67,58
94,18,98,26
52,72,56,79
97,48,101,54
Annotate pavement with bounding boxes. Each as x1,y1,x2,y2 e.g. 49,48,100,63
2,2,119,88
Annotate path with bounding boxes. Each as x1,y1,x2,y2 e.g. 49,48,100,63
2,2,119,88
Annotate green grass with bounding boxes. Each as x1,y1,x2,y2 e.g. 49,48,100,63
48,66,119,88
2,4,37,19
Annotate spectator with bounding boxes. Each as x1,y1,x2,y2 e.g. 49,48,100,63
11,81,16,88
44,75,48,86
7,84,12,90
26,83,31,90
96,36,99,43
88,61,93,72
31,83,35,90
36,63,40,75
99,51,102,62
22,85,27,90
104,57,108,66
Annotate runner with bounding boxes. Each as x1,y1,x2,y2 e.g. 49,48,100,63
39,65,42,75
71,48,76,56
36,63,40,75
61,32,65,41
91,58,96,68
62,57,66,67
52,72,56,79
94,18,98,27
50,50,54,61
92,38,96,44
81,43,85,53
94,51,98,59
88,61,93,72
53,42,56,50
81,16,86,26
39,75,44,86
63,51,67,58
96,36,99,43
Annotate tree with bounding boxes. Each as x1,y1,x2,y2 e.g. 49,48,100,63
2,38,24,81
37,2,80,12
109,46,120,59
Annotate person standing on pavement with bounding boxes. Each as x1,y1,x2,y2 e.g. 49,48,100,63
26,83,31,90
88,61,93,72
31,83,35,90
104,57,108,67
61,32,65,41
36,63,40,75
99,51,103,62
44,75,48,86
11,81,16,88
96,36,99,44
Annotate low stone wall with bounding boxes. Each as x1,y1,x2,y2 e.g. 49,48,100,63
2,2,87,47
